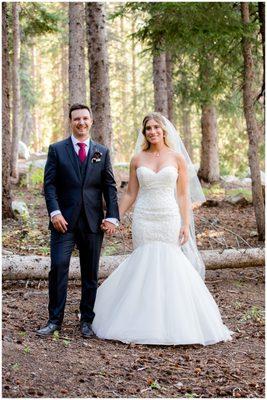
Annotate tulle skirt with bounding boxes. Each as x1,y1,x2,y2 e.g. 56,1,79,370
92,241,234,346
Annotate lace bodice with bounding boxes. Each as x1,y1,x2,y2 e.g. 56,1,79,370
132,166,181,249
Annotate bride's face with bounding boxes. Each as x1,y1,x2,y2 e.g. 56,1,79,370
144,119,164,145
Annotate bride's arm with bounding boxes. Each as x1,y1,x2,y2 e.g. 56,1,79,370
176,154,190,243
119,157,139,219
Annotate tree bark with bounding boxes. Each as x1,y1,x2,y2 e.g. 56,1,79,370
131,18,138,130
2,3,14,219
241,3,265,241
258,2,265,102
181,102,193,161
69,2,86,106
86,2,112,147
31,45,39,152
61,41,69,137
10,3,21,179
2,248,264,280
198,104,220,182
198,56,220,183
166,52,174,122
153,52,168,116
20,44,34,146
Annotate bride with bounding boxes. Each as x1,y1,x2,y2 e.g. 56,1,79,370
92,112,234,346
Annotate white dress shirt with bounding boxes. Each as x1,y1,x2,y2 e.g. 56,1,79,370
50,134,119,227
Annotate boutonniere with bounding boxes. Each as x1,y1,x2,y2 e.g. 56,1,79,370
91,150,102,163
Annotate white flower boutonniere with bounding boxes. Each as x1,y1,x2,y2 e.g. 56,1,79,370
91,150,102,163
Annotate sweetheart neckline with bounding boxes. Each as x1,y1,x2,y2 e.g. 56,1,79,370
136,165,178,174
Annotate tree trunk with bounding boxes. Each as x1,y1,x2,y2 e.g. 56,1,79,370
69,2,86,106
20,43,34,146
2,248,264,280
31,45,38,152
131,18,138,130
241,3,265,241
198,104,220,182
10,3,21,179
181,102,193,161
86,2,112,147
166,52,174,122
258,2,265,102
120,17,127,114
153,52,168,116
61,42,69,137
2,3,14,219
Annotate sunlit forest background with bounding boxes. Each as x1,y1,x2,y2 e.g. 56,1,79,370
4,2,265,173
2,2,265,241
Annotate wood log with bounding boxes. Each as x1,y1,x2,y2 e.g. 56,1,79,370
2,248,264,281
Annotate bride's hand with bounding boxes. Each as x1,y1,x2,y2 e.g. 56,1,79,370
179,225,189,245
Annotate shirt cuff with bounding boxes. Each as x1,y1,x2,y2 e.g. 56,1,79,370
105,218,119,227
50,210,61,220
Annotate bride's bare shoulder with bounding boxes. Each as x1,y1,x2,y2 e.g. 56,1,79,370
130,151,146,168
172,151,186,170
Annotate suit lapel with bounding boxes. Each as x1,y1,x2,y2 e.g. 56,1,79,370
65,137,82,182
84,139,97,184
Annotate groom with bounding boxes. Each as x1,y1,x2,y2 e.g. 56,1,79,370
37,103,119,338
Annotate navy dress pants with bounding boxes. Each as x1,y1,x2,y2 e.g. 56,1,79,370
48,212,103,325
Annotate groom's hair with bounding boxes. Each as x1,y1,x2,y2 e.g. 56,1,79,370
69,103,93,120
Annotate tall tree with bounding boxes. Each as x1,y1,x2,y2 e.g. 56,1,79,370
69,2,86,105
20,40,35,146
86,2,112,147
2,3,14,218
131,18,138,129
198,56,220,183
241,2,265,241
166,52,174,122
61,41,69,136
153,52,168,116
10,2,21,179
181,101,193,161
258,2,265,102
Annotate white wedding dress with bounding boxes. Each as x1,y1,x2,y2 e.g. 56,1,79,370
92,166,234,345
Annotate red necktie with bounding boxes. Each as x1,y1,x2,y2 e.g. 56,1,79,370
77,142,87,162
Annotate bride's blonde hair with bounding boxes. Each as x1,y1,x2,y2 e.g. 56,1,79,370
141,112,172,151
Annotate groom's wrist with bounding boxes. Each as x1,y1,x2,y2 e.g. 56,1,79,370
50,210,61,220
105,217,119,227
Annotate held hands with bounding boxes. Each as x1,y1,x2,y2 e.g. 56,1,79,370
179,225,189,245
51,214,68,233
101,220,117,235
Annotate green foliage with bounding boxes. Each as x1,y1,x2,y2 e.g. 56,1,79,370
202,184,224,196
111,2,263,174
11,362,20,370
23,345,30,354
185,393,199,398
40,246,50,256
102,243,119,256
20,3,62,40
52,330,60,340
240,306,264,324
149,380,161,390
225,189,252,202
29,168,44,186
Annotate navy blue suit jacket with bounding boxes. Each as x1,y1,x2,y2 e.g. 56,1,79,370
44,137,119,233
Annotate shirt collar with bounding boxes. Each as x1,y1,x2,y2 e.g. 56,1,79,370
71,134,90,148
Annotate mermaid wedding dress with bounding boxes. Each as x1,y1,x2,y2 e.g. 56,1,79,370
92,166,234,345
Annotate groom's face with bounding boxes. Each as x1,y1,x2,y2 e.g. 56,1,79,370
70,108,93,140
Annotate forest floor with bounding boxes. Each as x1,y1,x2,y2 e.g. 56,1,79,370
2,165,265,398
2,266,265,398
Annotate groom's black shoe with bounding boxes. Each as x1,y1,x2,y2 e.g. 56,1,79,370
80,321,94,338
36,322,61,337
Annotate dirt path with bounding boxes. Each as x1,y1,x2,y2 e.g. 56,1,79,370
2,266,264,398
